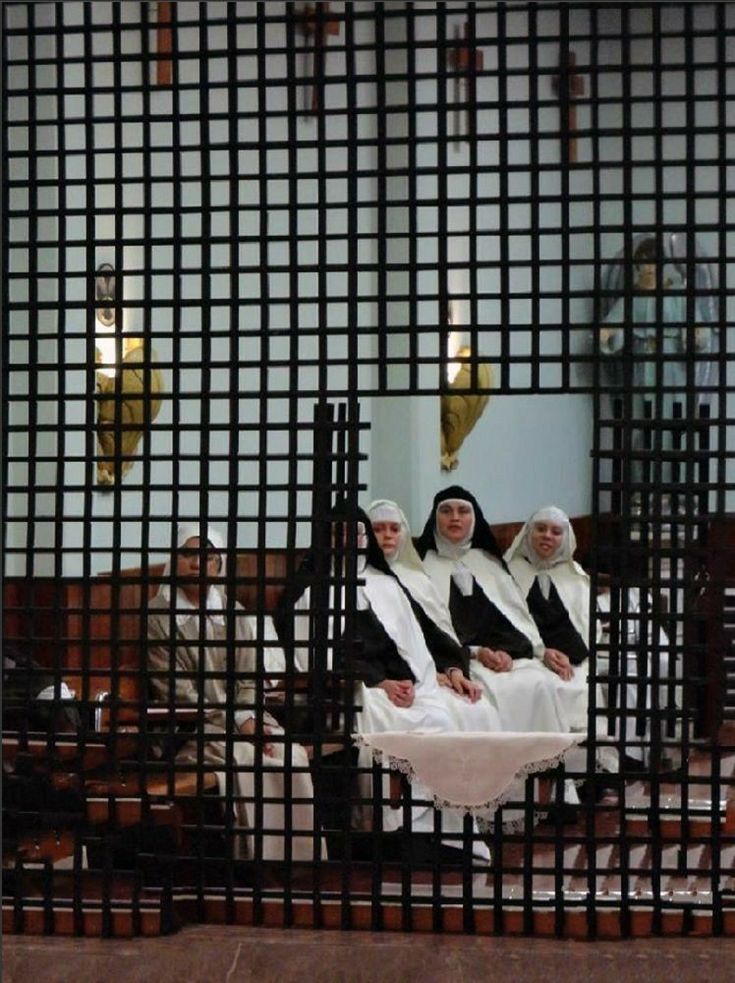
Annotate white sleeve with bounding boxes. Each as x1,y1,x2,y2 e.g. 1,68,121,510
246,613,287,685
292,587,312,673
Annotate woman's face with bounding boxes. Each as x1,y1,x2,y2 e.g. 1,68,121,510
529,521,565,561
331,521,367,551
176,537,222,578
436,501,474,544
371,520,402,558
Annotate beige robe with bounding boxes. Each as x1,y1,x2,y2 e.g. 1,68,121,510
147,592,320,863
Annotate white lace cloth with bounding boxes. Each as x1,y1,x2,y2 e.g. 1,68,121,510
353,731,585,815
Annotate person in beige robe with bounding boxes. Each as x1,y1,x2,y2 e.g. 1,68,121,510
147,521,322,864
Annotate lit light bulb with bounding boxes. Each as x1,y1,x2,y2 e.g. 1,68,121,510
96,327,118,378
445,328,465,384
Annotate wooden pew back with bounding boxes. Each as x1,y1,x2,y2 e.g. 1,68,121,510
3,516,596,718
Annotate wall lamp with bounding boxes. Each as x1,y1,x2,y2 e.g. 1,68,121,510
94,264,164,486
440,305,493,471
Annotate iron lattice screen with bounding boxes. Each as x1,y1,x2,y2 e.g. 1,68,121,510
2,1,733,940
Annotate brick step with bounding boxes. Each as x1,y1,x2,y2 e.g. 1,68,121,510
82,766,219,828
80,744,342,825
4,735,344,779
2,768,217,867
2,803,178,867
561,841,735,903
620,748,735,838
2,869,173,937
625,800,728,839
2,772,213,866
475,837,735,904
3,736,112,772
163,837,735,912
168,881,735,939
85,768,218,800
5,837,735,939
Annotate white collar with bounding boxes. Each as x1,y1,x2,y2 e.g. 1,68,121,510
434,528,473,561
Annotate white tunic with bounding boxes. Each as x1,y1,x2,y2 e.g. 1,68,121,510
359,565,501,736
505,552,591,734
421,548,570,735
293,563,500,734
148,591,322,863
504,511,613,772
357,567,491,856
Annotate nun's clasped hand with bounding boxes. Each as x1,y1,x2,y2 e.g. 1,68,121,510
379,678,416,708
543,648,574,681
476,647,513,673
443,666,482,702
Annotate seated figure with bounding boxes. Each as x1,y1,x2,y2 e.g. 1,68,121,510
147,521,322,864
504,506,591,735
504,506,622,779
282,502,490,857
367,498,502,735
414,487,572,735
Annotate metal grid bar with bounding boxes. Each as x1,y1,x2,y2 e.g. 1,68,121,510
2,0,733,941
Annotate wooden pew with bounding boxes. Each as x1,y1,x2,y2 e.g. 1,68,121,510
2,516,600,850
3,547,350,864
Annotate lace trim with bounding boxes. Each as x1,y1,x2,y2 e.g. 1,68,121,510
477,813,535,835
353,735,576,818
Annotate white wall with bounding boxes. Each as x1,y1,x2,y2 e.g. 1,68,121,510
368,392,593,531
5,0,62,576
4,1,731,577
6,1,380,574
369,2,733,524
369,2,596,525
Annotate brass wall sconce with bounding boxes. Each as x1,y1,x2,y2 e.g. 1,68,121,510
440,346,493,472
94,265,164,486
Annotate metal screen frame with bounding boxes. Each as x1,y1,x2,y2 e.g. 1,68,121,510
2,1,733,940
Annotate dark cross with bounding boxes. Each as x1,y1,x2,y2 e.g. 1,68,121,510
552,50,586,164
155,1,173,86
299,1,341,115
449,22,484,143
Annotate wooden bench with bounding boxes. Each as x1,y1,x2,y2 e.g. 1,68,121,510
2,549,332,863
3,516,601,850
3,516,599,741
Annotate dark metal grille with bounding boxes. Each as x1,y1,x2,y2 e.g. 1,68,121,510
2,1,733,940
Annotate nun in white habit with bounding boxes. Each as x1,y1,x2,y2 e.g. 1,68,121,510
504,507,592,734
414,487,572,736
279,507,458,733
147,522,322,864
282,504,490,857
367,499,502,735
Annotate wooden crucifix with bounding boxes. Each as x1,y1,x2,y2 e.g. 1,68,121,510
298,1,341,115
552,50,586,164
155,1,173,86
448,22,484,143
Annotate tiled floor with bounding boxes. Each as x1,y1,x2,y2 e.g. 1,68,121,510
5,924,735,983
